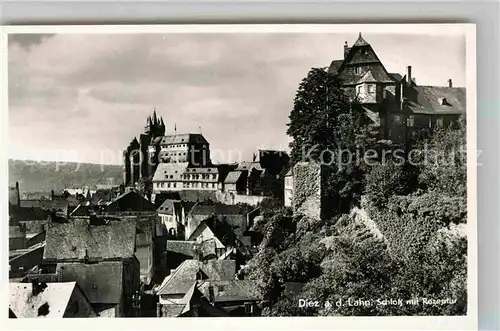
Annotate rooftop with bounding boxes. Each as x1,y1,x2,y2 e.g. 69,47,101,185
44,218,136,261
157,259,236,295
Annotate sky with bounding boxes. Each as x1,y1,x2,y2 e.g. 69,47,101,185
8,31,466,165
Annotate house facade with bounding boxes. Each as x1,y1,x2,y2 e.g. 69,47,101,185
328,33,465,143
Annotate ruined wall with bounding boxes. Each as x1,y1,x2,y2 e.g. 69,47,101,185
292,162,324,220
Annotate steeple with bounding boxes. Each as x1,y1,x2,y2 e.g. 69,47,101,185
153,109,158,126
353,32,369,47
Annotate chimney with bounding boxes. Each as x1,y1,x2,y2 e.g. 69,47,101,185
448,79,453,87
15,182,20,208
406,66,412,84
343,41,350,58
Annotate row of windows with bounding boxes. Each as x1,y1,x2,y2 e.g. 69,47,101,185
185,182,216,189
154,181,217,189
183,174,217,180
156,182,178,188
356,84,376,94
406,115,445,128
164,144,188,148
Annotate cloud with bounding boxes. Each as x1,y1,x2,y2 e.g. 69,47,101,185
8,32,466,164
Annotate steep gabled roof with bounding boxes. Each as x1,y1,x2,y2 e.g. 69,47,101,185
335,33,396,85
328,59,344,76
106,190,155,211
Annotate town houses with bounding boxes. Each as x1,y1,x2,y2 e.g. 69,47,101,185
8,33,466,319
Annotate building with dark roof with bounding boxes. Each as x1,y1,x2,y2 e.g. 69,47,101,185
156,259,236,311
185,202,248,240
328,33,465,143
197,279,261,316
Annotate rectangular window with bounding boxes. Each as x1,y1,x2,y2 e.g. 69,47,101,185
356,86,362,94
367,84,374,94
173,183,177,188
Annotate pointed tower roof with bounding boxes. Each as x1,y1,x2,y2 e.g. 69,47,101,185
153,109,158,125
353,32,369,47
160,117,165,127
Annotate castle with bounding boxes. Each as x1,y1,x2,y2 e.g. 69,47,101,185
329,33,465,143
122,110,218,195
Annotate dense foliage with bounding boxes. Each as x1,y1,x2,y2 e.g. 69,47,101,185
286,68,376,215
244,68,468,316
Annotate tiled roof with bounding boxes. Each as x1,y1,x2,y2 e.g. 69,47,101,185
404,86,466,115
10,205,50,223
338,63,396,85
185,167,218,174
56,262,123,304
159,134,208,145
352,33,369,47
198,279,259,303
9,281,95,318
106,190,155,212
152,162,189,181
157,199,176,213
328,59,344,75
389,73,403,81
188,218,237,248
166,240,197,257
20,200,69,210
44,218,136,261
157,259,236,295
224,171,245,184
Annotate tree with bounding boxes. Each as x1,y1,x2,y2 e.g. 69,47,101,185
287,67,377,215
416,120,466,197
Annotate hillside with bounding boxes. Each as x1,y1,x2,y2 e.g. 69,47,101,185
8,159,123,192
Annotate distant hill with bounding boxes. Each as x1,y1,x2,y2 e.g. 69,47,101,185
8,159,123,192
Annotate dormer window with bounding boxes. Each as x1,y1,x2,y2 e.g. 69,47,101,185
354,67,361,74
439,97,450,106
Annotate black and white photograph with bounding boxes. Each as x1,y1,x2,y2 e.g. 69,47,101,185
3,24,476,325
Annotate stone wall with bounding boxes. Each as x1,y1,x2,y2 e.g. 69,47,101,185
292,162,324,220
